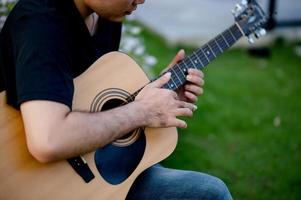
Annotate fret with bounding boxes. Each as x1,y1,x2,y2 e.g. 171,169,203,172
190,53,204,69
171,68,183,87
169,73,178,89
208,40,222,56
182,59,193,77
178,62,189,75
183,56,196,70
187,57,198,69
170,68,182,86
220,34,230,48
216,34,228,51
214,38,224,53
191,52,204,68
182,59,190,70
208,44,216,57
232,24,243,40
227,28,236,42
234,23,244,36
223,29,236,46
196,49,209,66
202,44,215,61
176,67,186,83
200,48,210,63
228,27,237,41
207,41,218,57
174,64,186,79
172,65,186,84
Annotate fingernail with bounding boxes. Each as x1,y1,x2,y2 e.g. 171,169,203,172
193,105,198,111
177,49,185,58
165,72,171,77
187,75,192,80
188,68,197,73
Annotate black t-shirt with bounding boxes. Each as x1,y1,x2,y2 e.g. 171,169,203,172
0,0,122,110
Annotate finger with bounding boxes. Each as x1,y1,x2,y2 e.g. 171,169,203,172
174,108,193,118
184,84,204,96
167,49,185,68
186,75,205,86
185,91,198,103
168,118,187,129
149,72,171,88
170,90,179,100
178,101,197,111
188,68,204,78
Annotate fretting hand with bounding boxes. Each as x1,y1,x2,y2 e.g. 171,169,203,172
135,73,196,129
165,49,205,104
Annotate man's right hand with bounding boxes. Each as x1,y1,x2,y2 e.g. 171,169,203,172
135,72,197,129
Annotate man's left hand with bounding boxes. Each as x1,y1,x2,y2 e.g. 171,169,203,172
165,49,205,104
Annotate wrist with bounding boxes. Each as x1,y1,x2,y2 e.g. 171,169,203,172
130,100,148,127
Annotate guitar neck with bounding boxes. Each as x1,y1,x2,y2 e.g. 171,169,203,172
128,23,244,102
162,23,243,91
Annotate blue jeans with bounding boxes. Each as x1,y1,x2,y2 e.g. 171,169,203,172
126,164,233,200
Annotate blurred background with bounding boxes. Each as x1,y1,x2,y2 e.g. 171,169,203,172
1,0,300,199
124,1,301,199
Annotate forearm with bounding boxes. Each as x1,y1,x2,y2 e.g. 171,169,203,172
30,101,146,162
62,102,144,156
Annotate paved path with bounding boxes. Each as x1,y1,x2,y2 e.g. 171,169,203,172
131,0,301,47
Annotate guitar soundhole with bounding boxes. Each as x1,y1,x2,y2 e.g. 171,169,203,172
90,88,141,146
91,88,146,185
101,98,124,111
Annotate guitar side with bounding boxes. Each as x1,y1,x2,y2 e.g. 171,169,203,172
0,51,178,200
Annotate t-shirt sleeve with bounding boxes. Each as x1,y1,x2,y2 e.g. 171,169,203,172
12,14,74,109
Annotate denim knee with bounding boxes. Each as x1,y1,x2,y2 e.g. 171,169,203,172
204,176,232,200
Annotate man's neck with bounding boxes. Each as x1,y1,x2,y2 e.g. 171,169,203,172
74,0,93,20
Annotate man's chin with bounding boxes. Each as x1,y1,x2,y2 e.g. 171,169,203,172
107,15,125,22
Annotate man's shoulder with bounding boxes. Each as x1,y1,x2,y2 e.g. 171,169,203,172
5,0,67,29
8,0,49,19
1,1,74,46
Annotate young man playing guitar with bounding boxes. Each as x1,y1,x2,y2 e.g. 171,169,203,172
0,0,232,199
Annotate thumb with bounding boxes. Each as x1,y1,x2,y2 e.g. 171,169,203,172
149,72,171,88
168,49,185,69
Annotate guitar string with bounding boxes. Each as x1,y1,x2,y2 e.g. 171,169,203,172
118,24,243,104
163,24,242,90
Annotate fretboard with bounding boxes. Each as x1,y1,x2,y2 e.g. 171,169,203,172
162,23,243,91
126,23,244,102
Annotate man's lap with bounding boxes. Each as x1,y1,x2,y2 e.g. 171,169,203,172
126,164,233,200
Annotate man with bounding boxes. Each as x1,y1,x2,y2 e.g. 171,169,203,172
0,0,233,199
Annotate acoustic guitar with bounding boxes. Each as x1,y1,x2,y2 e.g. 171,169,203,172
0,1,267,199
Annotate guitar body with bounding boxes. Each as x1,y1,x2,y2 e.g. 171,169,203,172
0,52,178,200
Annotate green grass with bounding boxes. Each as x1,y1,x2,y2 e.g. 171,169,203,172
133,23,301,200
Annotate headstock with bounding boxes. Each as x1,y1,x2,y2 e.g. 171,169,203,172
232,0,268,44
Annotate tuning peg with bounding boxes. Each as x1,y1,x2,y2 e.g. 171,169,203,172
259,28,266,36
232,4,243,16
254,28,267,38
248,35,255,44
241,0,248,6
